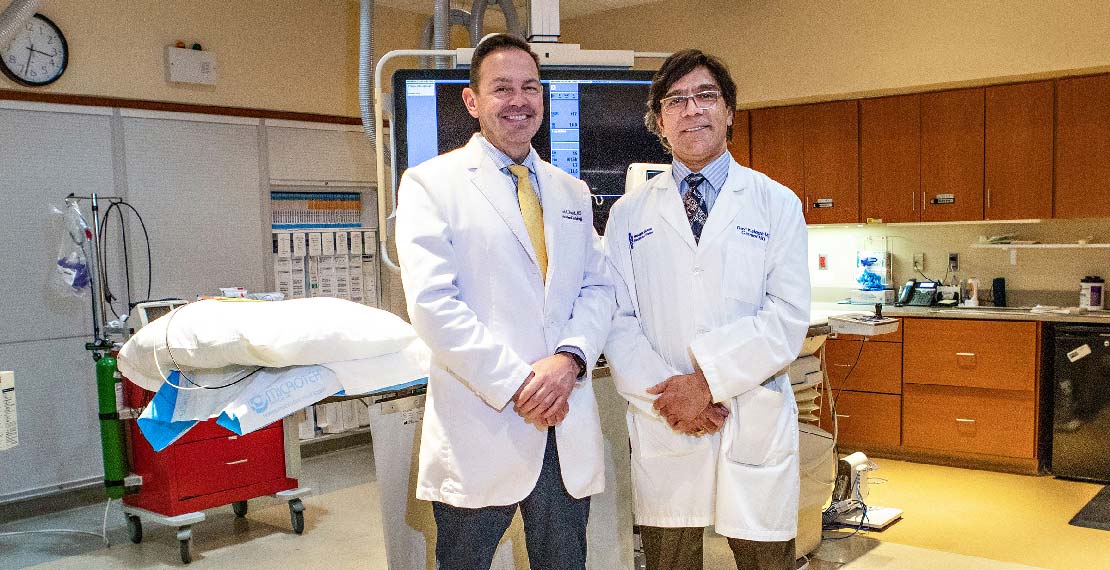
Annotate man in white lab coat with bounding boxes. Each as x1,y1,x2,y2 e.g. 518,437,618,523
603,49,811,570
395,34,613,570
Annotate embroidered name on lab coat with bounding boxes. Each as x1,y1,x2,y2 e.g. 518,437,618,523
737,226,770,241
561,209,583,222
628,227,654,250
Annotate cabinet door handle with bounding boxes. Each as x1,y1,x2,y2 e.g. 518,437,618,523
836,414,851,419
911,191,916,212
986,188,992,211
955,418,976,423
832,363,853,367
226,459,249,466
955,352,976,357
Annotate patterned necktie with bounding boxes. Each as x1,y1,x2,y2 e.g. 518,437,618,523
508,164,547,283
684,172,709,243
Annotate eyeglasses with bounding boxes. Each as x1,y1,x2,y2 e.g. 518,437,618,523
660,90,721,115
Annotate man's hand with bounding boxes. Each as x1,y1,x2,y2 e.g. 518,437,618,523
647,369,712,430
674,403,729,436
512,353,578,427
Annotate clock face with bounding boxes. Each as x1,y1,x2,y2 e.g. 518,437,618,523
0,14,68,87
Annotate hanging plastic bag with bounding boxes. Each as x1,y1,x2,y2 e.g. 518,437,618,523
50,201,93,297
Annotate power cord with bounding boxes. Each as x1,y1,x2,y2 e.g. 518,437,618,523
149,303,263,391
821,474,869,541
96,200,153,321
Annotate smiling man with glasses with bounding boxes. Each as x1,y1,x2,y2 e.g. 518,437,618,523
602,49,812,570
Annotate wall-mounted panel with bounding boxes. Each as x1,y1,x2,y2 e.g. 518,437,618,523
0,105,112,344
123,115,266,300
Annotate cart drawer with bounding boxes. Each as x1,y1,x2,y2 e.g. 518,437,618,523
175,427,286,499
902,384,1035,458
178,418,281,445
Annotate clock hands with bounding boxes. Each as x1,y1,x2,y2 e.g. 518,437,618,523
22,43,32,75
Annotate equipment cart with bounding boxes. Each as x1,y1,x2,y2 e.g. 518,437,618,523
121,381,311,564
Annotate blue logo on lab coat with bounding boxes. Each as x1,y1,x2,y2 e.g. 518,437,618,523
737,226,770,241
628,227,654,250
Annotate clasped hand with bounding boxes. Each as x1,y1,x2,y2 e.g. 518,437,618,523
512,353,578,428
647,369,729,436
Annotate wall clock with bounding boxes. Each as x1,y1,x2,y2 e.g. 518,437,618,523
0,14,68,87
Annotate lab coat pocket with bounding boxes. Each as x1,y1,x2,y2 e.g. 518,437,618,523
629,410,702,459
723,239,767,308
724,381,787,466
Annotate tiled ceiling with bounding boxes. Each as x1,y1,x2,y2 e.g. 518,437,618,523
373,0,658,21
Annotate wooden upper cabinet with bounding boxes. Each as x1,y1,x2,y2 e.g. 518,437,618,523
861,95,920,223
802,101,859,224
921,88,985,222
727,110,751,167
750,106,805,203
1056,74,1110,219
985,81,1053,220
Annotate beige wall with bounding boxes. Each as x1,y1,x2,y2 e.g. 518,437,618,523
564,0,1110,107
1,0,429,117
564,0,1110,301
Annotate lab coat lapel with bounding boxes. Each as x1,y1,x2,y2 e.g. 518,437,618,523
467,142,540,270
652,175,697,252
698,161,747,247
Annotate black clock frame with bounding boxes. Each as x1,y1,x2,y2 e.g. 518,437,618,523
0,13,68,87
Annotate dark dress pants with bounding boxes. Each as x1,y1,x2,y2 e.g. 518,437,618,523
432,427,591,570
641,525,796,570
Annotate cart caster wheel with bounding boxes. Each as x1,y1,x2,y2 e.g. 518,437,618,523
289,498,305,534
232,500,248,517
179,538,192,564
126,515,142,544
177,526,194,564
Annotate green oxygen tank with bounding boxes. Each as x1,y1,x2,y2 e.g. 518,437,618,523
95,354,128,499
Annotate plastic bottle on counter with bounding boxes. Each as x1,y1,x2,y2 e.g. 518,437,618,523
1080,276,1104,310
962,278,979,307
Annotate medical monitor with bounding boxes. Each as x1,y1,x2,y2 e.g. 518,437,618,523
391,68,670,233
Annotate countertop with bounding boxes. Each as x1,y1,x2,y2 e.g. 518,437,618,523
813,302,1110,324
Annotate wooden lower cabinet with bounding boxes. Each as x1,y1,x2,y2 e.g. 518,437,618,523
824,339,902,394
821,391,901,449
896,318,1043,472
824,317,1044,473
902,384,1035,459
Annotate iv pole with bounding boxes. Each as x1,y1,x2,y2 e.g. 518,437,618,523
65,192,131,500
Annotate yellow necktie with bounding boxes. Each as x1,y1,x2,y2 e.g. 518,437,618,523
508,164,547,283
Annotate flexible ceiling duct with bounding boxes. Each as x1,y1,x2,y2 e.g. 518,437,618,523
0,0,41,47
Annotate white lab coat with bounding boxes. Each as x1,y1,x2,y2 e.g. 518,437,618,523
603,158,811,541
395,135,613,508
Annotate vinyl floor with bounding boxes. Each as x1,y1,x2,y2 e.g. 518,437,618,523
2,445,1108,569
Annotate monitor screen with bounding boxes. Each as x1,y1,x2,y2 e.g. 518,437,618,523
392,68,671,233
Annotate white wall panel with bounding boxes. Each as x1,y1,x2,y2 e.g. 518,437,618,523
0,338,102,501
122,118,266,300
0,108,113,344
267,125,375,184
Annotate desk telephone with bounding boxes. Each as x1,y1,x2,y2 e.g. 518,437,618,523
896,279,937,306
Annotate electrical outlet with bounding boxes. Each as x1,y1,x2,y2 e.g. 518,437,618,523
948,252,959,272
912,253,925,272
